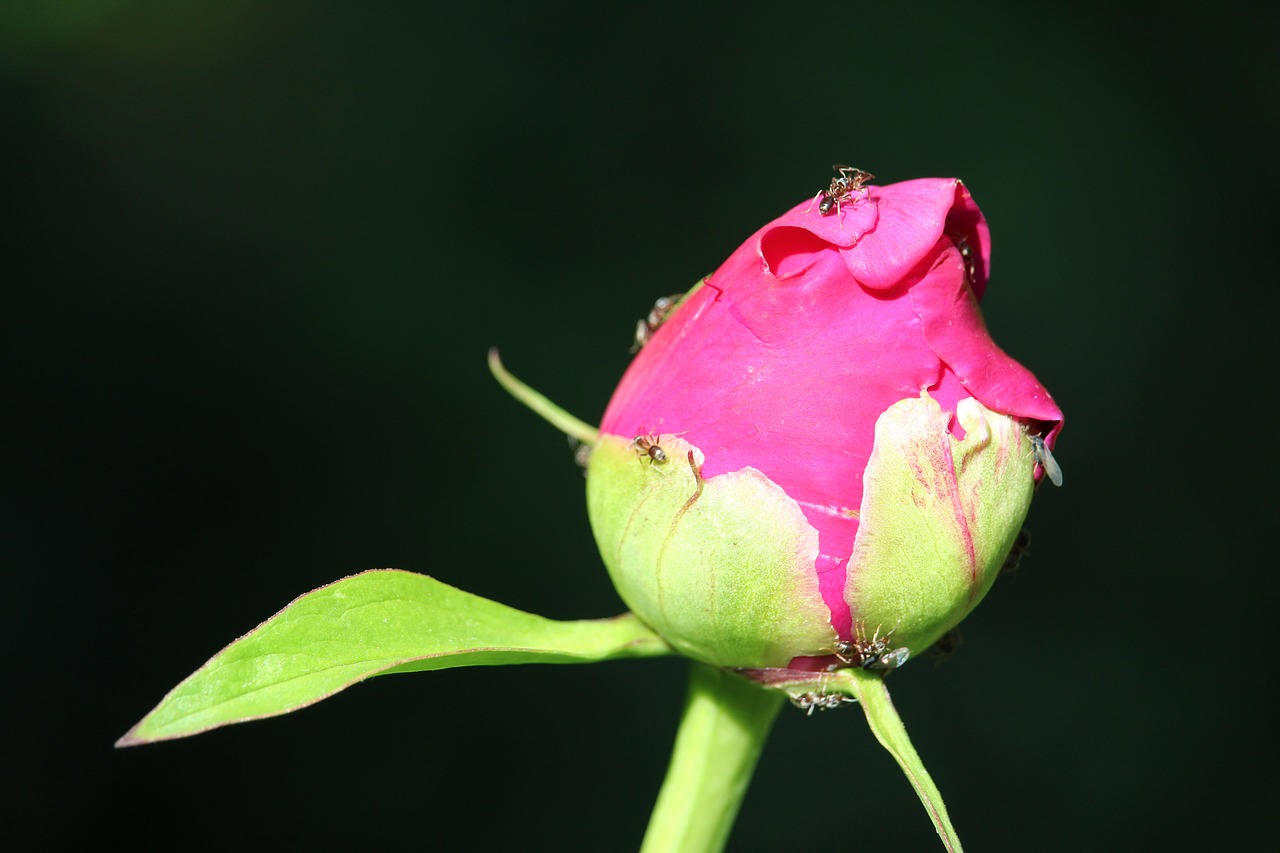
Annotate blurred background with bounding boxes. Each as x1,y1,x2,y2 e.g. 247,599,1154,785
3,2,1275,849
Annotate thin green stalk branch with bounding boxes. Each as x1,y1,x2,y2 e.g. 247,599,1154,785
488,348,599,445
641,662,785,853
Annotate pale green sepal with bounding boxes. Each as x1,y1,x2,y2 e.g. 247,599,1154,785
846,668,965,852
845,393,1036,655
117,569,672,746
737,666,964,852
488,348,599,444
587,434,835,668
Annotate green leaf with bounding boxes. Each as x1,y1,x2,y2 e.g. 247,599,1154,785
118,569,672,746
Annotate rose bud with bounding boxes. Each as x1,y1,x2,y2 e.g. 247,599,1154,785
586,177,1062,671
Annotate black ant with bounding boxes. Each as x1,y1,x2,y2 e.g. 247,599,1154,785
1000,529,1032,578
926,628,963,665
951,232,978,289
789,691,857,716
631,294,683,353
831,622,909,671
807,164,874,219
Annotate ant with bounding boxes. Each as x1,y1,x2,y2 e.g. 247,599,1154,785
631,435,667,464
631,294,683,353
790,691,857,716
831,622,910,671
926,628,964,665
1000,529,1032,578
951,232,978,289
807,164,875,219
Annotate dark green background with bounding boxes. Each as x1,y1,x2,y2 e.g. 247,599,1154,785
4,3,1275,850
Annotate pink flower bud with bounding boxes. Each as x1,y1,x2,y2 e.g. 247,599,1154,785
587,177,1062,670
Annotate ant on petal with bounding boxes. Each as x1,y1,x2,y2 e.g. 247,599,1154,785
805,164,875,223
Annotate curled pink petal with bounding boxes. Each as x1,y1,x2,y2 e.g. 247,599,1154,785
910,238,1063,436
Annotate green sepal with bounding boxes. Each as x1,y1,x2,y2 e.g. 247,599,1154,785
586,434,835,668
846,668,964,852
117,569,672,746
846,392,1037,654
737,666,964,852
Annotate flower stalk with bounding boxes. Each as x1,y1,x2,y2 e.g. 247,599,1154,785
641,663,785,853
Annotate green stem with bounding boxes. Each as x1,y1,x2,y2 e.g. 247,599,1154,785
641,662,784,853
846,668,964,852
487,348,599,444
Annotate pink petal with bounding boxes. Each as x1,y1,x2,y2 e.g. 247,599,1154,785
910,238,1063,435
841,178,990,295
